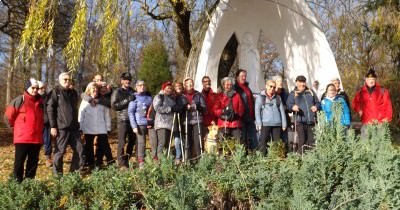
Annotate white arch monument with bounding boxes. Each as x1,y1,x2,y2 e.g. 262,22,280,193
190,0,340,94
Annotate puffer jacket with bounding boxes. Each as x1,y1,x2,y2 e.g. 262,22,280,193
47,86,79,130
321,96,350,126
352,83,392,124
184,90,207,125
128,91,153,128
111,87,135,122
255,91,287,128
287,87,320,125
153,92,176,130
4,92,44,144
78,100,111,134
213,91,245,128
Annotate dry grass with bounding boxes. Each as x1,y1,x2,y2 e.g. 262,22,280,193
0,128,120,182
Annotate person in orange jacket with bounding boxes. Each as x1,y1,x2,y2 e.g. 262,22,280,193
352,69,392,134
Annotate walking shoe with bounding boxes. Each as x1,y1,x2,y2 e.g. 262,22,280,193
174,159,181,165
139,162,145,170
45,156,52,168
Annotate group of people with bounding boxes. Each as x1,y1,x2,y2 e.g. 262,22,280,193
4,68,393,182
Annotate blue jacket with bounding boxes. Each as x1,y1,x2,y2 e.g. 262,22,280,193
321,96,351,126
287,88,321,125
128,92,152,128
255,91,287,128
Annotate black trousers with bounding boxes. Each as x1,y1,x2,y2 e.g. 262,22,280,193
53,128,84,175
14,143,41,182
258,126,281,155
296,123,315,153
95,134,113,166
84,134,113,168
117,121,135,167
187,124,203,159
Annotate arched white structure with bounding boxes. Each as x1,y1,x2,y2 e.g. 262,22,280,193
192,0,340,94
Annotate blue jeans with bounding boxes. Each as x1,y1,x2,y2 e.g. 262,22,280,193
43,124,52,156
174,132,182,160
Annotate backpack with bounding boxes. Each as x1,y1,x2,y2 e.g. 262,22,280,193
260,94,281,110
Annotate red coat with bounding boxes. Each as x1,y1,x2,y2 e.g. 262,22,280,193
202,88,218,126
213,91,245,128
352,83,392,124
4,92,44,144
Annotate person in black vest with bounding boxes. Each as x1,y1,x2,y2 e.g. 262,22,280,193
111,72,136,169
234,69,257,150
47,73,84,175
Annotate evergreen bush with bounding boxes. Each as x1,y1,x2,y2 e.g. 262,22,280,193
1,111,399,209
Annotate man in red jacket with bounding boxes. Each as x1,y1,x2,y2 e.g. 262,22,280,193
201,76,218,130
352,69,392,134
4,78,44,182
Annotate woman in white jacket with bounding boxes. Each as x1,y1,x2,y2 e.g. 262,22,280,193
79,82,111,169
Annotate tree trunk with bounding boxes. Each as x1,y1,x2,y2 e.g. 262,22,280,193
6,38,15,105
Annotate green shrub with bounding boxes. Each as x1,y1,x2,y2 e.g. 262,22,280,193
1,111,399,209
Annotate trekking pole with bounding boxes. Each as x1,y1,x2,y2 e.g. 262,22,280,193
185,111,189,162
196,110,203,155
167,113,176,158
177,113,185,162
293,111,298,153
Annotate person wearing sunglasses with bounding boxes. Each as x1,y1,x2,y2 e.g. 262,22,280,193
47,72,84,175
255,80,287,155
5,78,44,182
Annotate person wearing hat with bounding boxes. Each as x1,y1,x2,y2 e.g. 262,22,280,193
4,78,44,182
111,72,136,169
128,80,153,169
47,73,84,175
352,69,392,128
286,75,320,153
153,81,179,160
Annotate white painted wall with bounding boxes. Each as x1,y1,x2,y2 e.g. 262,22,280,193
192,0,340,95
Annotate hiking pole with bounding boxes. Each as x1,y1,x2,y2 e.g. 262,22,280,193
185,111,189,162
293,111,298,153
177,113,185,162
167,112,176,158
196,110,203,155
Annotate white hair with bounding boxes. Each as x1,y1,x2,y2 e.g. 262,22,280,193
58,72,70,83
221,77,234,86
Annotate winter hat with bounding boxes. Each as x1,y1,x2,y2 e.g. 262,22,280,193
161,81,172,90
25,78,38,91
365,68,377,78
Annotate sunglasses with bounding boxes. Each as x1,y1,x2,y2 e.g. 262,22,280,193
269,85,276,89
31,87,39,90
63,78,71,81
